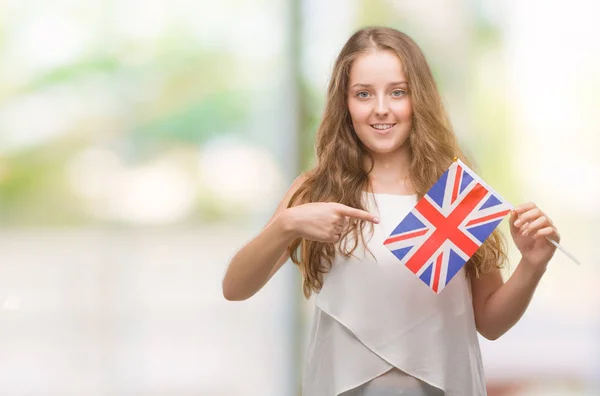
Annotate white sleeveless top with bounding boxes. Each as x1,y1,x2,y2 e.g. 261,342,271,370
302,192,487,396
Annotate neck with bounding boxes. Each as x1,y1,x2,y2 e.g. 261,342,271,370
365,146,414,194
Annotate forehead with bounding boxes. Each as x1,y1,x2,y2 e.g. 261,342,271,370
348,50,406,85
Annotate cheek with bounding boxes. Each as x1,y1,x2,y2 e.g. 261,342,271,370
348,101,369,123
392,101,413,120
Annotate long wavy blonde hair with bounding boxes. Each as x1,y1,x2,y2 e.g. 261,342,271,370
288,26,506,298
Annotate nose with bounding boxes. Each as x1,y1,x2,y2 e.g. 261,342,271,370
374,96,389,117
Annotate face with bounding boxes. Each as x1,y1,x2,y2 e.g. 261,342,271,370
347,50,413,157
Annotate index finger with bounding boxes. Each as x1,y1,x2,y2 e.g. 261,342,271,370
514,202,536,214
335,204,379,223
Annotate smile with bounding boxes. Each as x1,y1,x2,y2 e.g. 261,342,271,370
371,123,396,131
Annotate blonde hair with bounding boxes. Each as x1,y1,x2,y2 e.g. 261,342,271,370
288,26,506,298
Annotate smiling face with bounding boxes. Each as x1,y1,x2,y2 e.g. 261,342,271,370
347,50,413,159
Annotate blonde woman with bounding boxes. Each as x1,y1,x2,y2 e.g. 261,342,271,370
222,27,559,396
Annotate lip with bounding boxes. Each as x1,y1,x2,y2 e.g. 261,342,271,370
371,123,396,135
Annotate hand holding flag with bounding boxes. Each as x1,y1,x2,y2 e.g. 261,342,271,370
384,158,579,293
510,203,561,272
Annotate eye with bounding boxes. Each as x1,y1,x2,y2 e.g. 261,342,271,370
356,91,370,99
391,89,406,97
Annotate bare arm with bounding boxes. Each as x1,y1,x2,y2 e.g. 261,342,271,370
471,203,559,340
471,260,545,340
222,175,379,301
221,175,307,301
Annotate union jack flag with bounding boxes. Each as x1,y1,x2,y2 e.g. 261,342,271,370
384,159,512,293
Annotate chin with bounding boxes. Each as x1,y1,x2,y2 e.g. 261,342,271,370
365,142,407,155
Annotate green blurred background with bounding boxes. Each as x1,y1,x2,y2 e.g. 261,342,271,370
0,0,598,395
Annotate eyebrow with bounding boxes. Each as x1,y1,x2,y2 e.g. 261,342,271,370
350,81,408,89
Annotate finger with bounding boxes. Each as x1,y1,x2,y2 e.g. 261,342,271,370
513,202,537,215
509,210,519,231
523,215,551,236
336,204,379,223
533,226,560,242
519,222,530,235
513,208,542,228
334,215,347,228
511,211,523,231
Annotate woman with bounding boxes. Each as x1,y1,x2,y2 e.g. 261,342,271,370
222,26,559,396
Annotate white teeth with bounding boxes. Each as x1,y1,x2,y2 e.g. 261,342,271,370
372,124,394,130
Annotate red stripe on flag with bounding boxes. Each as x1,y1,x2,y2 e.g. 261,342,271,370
449,229,480,257
466,209,510,226
404,217,446,274
446,184,488,228
451,165,462,204
405,184,487,273
384,228,428,245
415,197,446,225
432,252,443,293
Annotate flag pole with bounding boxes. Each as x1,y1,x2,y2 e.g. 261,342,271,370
546,239,581,265
452,157,581,265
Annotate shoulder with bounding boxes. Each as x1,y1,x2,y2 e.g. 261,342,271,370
290,171,310,190
296,167,317,185
287,168,317,201
275,169,315,212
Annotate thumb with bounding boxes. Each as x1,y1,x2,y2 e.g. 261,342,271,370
509,210,519,233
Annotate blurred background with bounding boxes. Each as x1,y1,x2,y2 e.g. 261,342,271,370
0,0,598,395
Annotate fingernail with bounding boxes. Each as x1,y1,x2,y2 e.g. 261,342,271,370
373,217,380,223
514,220,521,227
